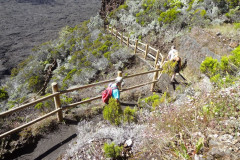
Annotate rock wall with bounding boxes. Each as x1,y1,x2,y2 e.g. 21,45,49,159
100,0,125,18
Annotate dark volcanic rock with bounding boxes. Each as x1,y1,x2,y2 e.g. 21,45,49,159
0,0,101,81
100,0,125,18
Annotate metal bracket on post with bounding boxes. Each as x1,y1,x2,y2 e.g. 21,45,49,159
151,65,160,92
52,82,63,122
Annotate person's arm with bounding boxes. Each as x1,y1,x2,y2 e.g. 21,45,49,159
115,89,120,103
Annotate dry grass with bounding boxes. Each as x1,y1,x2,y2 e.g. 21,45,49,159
206,23,240,41
134,79,240,159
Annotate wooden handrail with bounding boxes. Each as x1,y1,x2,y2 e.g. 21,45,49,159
149,46,158,52
138,41,147,46
122,80,158,92
0,108,61,138
0,26,165,138
123,69,162,79
63,95,102,109
123,35,128,40
137,47,145,53
61,78,115,94
0,92,60,118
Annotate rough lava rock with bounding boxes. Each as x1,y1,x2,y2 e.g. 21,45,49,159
0,0,101,82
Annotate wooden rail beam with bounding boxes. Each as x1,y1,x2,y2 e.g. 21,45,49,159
0,93,59,118
122,80,158,92
0,109,61,138
149,46,158,52
123,69,162,79
63,96,102,110
61,78,115,94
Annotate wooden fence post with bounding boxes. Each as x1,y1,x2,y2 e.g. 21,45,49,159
151,64,160,92
52,82,63,122
115,29,118,39
160,55,165,68
154,50,160,67
144,44,149,59
120,32,123,44
118,71,123,90
134,39,138,54
127,37,129,47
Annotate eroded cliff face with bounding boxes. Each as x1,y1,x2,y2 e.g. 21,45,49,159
100,0,125,18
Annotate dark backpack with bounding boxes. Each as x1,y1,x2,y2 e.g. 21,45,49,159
102,84,117,104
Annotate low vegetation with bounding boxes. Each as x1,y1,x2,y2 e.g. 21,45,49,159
1,0,240,159
103,142,123,159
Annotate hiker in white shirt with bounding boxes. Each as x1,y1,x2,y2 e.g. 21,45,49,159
167,46,178,61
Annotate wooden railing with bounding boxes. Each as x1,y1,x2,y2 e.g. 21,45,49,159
0,66,162,138
107,26,165,68
0,25,168,139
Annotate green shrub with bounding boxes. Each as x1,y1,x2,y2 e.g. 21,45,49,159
159,92,171,104
225,6,239,18
63,68,77,83
144,93,162,110
28,75,42,92
103,98,123,125
98,44,108,53
60,95,73,105
104,51,112,60
158,7,180,24
230,45,240,67
118,3,128,10
144,93,160,104
200,57,220,77
35,102,43,109
200,9,207,17
162,60,177,75
0,88,9,102
220,56,231,73
103,142,123,159
201,47,240,87
123,107,137,123
187,0,195,11
234,23,240,29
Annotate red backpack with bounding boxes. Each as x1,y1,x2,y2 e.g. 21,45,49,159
102,84,117,103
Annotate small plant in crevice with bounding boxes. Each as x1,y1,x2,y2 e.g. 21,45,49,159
103,142,123,159
0,88,9,102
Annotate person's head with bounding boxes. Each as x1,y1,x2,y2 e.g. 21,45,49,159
171,45,175,50
115,77,123,87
